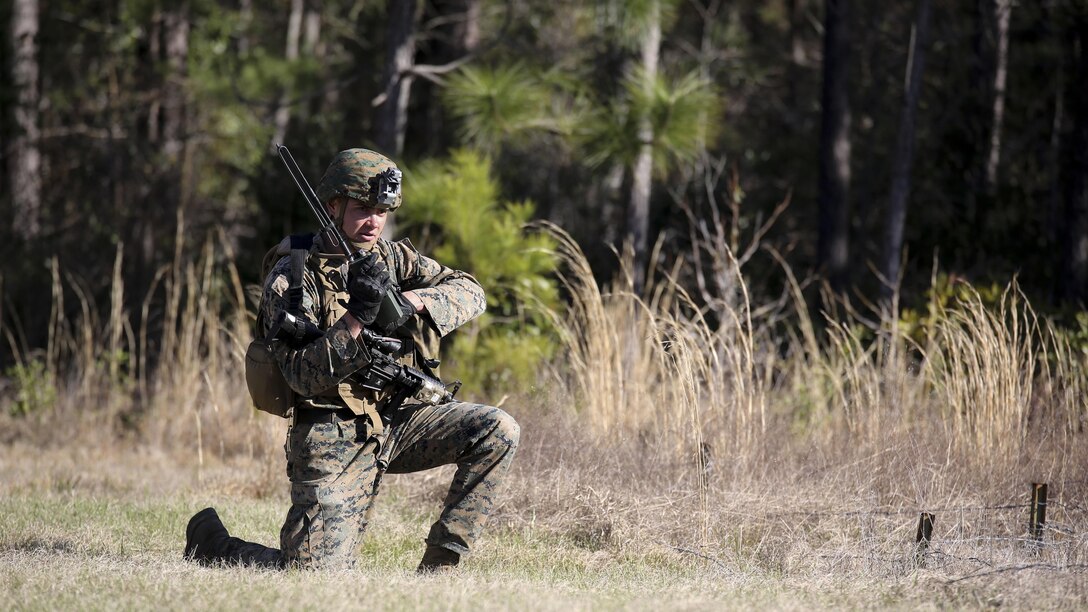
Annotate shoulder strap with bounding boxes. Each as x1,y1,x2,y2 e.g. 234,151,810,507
286,234,314,314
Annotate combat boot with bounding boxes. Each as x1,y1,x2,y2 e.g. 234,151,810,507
416,544,460,574
184,507,229,565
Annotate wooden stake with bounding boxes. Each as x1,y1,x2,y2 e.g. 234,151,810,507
1030,483,1048,552
914,512,934,568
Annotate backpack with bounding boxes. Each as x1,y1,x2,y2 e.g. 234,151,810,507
244,234,316,418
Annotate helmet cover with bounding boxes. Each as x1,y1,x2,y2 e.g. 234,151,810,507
315,148,403,211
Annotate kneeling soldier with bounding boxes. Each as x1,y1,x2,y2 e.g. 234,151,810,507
184,148,520,572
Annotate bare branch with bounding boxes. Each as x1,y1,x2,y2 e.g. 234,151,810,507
371,0,515,106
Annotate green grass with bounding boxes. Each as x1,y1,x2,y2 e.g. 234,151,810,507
0,473,856,610
2,490,745,611
3,452,1086,611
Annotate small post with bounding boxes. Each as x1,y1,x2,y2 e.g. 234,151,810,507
1029,483,1048,552
914,512,934,568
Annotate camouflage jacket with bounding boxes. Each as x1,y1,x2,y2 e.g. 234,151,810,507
257,234,486,432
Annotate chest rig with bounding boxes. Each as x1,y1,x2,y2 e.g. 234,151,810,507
245,234,442,435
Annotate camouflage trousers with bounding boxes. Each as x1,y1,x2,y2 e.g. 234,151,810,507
211,401,520,569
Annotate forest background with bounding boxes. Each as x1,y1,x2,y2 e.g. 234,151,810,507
3,0,1088,377
3,0,1088,608
6,0,1088,357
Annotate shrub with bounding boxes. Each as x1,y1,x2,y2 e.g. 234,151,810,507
401,150,559,393
5,359,57,417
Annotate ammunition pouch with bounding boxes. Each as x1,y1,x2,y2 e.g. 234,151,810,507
245,336,295,418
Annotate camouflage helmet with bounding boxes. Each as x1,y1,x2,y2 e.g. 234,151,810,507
315,148,403,211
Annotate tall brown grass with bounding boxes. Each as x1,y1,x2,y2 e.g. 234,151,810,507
530,222,1087,563
2,221,1086,584
3,219,1086,477
2,217,280,477
542,222,1086,470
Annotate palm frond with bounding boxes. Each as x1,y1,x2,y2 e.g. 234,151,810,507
578,68,722,174
442,64,555,153
626,69,722,176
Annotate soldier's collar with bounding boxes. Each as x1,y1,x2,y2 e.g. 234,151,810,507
313,234,380,259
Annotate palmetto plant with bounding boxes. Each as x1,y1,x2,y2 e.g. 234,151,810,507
442,64,562,154
579,68,720,176
444,61,719,169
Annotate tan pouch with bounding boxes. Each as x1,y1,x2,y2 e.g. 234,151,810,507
245,338,295,418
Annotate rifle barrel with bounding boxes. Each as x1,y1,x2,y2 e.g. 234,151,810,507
276,144,354,260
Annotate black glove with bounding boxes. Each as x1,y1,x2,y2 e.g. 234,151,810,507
344,253,391,325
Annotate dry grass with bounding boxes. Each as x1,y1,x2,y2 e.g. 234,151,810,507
2,223,1088,608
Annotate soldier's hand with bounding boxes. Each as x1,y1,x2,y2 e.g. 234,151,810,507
344,253,391,325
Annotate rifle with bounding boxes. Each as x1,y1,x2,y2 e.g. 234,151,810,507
277,144,365,266
272,144,461,408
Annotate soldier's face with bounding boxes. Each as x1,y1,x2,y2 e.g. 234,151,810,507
329,197,387,245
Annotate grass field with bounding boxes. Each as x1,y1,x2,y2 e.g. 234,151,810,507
3,231,1088,609
0,442,856,611
2,409,1087,611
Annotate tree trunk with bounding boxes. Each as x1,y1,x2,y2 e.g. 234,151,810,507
882,0,932,303
458,0,482,53
9,0,42,239
817,0,851,294
1059,12,1088,304
375,0,420,157
419,0,481,157
302,2,323,117
154,4,190,268
161,6,189,161
982,0,1011,196
967,0,1012,225
302,2,321,56
1045,0,1064,250
238,0,253,54
376,0,420,240
147,11,162,144
626,0,661,294
694,0,722,212
787,0,809,112
272,0,304,148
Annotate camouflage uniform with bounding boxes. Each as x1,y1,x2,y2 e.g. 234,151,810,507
195,150,520,570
